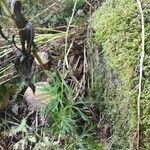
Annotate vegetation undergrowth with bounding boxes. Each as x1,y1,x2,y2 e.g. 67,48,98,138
1,0,149,149
37,71,103,149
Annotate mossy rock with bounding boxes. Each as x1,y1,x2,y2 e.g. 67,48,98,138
92,0,150,149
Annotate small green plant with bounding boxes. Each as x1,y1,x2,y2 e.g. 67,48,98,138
39,71,97,149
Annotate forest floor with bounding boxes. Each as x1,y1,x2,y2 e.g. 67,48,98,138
0,0,109,150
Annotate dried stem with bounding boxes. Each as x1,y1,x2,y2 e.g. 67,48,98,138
136,0,145,149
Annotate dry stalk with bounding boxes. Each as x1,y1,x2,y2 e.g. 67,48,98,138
63,0,77,76
136,0,145,149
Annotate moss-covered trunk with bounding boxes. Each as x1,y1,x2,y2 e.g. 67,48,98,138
91,0,150,149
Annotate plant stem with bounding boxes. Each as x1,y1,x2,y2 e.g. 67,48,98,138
136,0,145,149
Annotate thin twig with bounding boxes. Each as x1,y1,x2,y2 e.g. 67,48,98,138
64,39,74,68
61,0,78,99
83,46,88,97
63,0,77,76
84,0,94,9
0,74,18,85
136,0,145,149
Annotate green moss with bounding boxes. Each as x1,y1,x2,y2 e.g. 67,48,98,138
93,0,139,87
92,0,150,149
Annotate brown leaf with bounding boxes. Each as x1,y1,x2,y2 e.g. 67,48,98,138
24,82,51,109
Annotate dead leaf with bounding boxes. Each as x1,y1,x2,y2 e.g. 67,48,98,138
24,82,51,109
